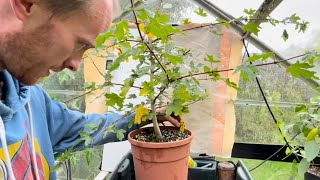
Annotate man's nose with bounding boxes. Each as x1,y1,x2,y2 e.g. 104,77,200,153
64,57,83,71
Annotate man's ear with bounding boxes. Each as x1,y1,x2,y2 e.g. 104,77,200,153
10,0,39,21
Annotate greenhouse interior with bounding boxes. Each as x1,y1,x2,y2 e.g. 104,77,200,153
1,0,320,179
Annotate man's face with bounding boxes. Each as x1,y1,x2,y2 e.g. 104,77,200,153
1,0,113,85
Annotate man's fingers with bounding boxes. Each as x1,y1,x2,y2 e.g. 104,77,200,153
164,116,181,127
170,114,181,122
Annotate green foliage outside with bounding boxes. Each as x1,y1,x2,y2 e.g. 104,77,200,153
216,157,304,180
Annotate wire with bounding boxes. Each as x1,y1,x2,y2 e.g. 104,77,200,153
242,39,291,147
249,145,287,172
241,39,304,172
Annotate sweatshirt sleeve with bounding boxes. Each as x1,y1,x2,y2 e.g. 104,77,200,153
33,86,138,153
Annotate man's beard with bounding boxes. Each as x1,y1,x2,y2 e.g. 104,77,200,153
0,24,55,85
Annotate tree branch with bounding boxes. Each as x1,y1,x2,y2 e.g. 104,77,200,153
63,90,93,104
90,57,104,77
153,87,166,104
130,0,170,83
175,53,308,81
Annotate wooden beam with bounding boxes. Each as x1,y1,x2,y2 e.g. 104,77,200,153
243,0,283,38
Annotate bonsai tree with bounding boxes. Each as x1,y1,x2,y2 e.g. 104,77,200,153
92,0,314,141
54,0,320,178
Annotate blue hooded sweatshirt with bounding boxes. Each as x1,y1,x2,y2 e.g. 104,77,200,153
0,70,136,179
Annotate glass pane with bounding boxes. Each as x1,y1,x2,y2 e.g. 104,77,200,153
258,0,320,55
117,0,216,23
235,42,315,144
208,0,263,17
40,64,86,112
235,104,298,144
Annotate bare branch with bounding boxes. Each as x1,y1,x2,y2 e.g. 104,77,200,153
175,53,308,81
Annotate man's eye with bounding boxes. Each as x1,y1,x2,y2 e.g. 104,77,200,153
76,44,87,51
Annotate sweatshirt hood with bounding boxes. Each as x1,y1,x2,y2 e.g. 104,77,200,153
0,70,30,121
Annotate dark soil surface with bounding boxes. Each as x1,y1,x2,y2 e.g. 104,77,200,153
134,128,190,142
308,166,320,177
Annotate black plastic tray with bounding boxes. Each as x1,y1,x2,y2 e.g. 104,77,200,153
107,152,253,180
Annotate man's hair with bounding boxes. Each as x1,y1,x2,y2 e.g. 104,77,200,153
42,0,89,17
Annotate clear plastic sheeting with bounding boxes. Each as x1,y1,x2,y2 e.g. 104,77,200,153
116,0,216,23
170,24,243,157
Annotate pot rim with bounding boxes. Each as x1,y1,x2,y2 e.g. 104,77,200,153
128,126,193,148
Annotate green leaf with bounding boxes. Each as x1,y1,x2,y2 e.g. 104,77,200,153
131,47,144,57
85,82,97,91
276,119,283,130
166,99,184,116
291,159,299,176
305,140,320,161
290,13,301,22
282,29,289,41
128,119,134,128
243,9,256,15
203,66,211,73
115,21,129,40
234,65,259,82
105,93,125,108
293,122,303,134
183,18,191,25
286,61,318,79
211,30,223,36
311,94,320,105
80,132,93,146
156,13,170,24
95,34,106,48
85,149,93,166
305,50,320,64
96,32,112,48
85,122,99,129
163,53,183,65
192,77,200,86
116,129,126,140
51,163,63,172
295,104,307,112
145,19,180,42
205,54,220,63
119,41,132,52
138,8,154,20
58,69,75,84
243,23,261,36
303,127,312,137
120,78,134,97
225,78,240,91
128,94,137,99
108,51,131,72
298,158,310,175
246,52,275,63
216,19,230,29
194,8,207,17
140,81,154,98
297,21,309,33
285,147,291,155
173,85,192,102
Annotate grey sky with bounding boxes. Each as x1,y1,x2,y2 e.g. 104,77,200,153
209,0,320,55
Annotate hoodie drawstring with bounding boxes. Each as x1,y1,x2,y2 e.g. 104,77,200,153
26,102,40,180
0,102,40,180
0,116,16,180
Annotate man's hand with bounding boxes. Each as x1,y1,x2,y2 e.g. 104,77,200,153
156,107,181,127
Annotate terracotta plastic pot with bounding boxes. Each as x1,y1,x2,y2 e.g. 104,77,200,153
128,126,193,180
